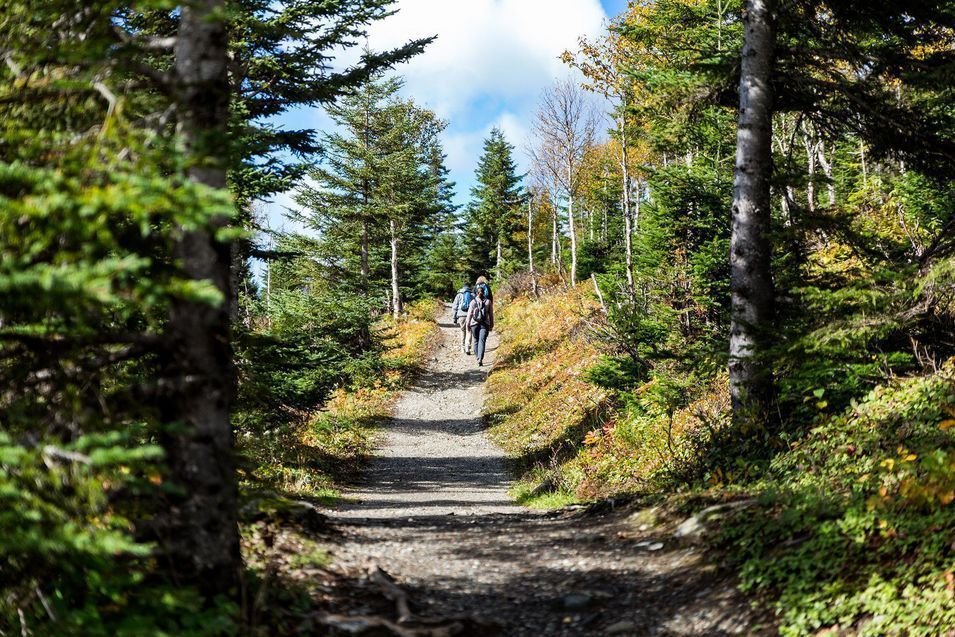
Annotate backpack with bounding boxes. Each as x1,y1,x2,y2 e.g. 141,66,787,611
460,289,474,311
472,298,487,325
477,282,492,300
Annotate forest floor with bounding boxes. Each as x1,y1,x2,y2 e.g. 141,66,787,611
313,311,768,636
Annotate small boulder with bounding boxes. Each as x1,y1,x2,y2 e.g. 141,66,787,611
672,500,755,543
560,593,593,610
626,506,660,529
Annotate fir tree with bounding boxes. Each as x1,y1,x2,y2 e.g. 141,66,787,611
297,76,453,318
464,128,525,280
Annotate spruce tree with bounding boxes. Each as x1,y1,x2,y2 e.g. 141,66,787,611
464,128,525,280
298,76,453,318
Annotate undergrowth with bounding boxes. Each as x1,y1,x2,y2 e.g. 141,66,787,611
229,300,441,636
237,299,441,503
488,283,955,636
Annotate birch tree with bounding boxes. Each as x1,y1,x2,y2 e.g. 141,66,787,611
530,79,597,286
729,0,776,421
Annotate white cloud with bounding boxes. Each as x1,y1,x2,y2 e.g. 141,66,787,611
362,0,607,118
359,0,608,203
262,0,610,239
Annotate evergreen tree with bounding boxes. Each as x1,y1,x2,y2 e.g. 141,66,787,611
0,0,432,627
463,128,525,280
298,78,402,300
297,76,453,318
415,145,460,298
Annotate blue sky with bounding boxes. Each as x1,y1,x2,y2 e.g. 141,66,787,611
263,0,628,232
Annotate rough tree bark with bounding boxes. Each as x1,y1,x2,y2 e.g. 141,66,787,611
729,0,776,422
162,0,241,596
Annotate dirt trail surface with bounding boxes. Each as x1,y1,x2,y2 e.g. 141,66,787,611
321,311,763,636
336,312,515,519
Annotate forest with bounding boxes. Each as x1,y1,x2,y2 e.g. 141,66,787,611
1,0,953,635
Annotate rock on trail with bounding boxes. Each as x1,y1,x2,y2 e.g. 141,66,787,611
321,310,765,636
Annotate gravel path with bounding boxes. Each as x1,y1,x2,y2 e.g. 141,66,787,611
322,311,765,636
337,311,516,519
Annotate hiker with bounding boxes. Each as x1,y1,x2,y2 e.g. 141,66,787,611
451,283,474,354
465,284,494,366
474,275,492,302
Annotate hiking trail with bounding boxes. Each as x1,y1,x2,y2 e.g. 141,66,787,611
320,310,763,636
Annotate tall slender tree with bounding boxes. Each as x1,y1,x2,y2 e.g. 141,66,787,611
298,77,450,318
530,79,597,286
729,0,776,421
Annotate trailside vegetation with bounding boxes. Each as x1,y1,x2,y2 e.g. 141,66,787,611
486,0,955,633
0,0,431,633
1,0,953,633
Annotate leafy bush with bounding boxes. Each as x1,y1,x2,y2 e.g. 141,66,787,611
719,360,955,635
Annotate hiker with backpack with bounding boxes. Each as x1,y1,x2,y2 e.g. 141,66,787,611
474,275,492,302
451,284,475,354
465,284,494,366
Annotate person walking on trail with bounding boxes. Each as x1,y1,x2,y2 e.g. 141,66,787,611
475,275,492,302
451,284,474,354
465,285,494,367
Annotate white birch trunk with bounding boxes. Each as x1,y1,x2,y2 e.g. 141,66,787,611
620,112,635,292
816,143,836,206
729,0,776,421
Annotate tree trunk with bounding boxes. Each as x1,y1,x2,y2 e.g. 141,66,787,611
620,113,635,293
729,0,776,423
816,143,836,206
803,133,817,213
528,197,537,294
567,159,578,286
265,239,272,330
358,219,371,348
360,220,370,292
568,194,578,286
859,141,867,187
495,234,502,280
162,0,240,597
634,179,642,230
551,204,558,266
390,219,402,318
